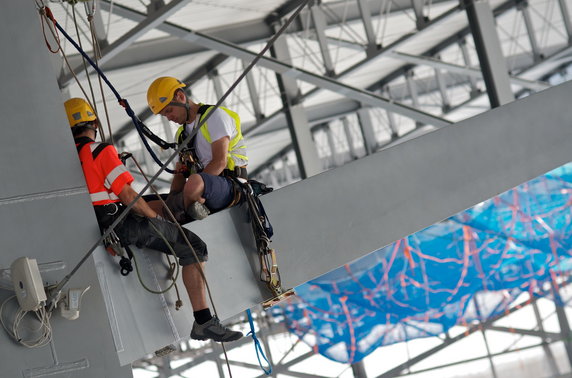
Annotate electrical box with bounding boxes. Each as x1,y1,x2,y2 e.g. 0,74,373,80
11,257,46,311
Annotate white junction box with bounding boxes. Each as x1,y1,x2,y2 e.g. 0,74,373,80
11,257,47,311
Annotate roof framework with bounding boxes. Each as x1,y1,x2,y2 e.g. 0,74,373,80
44,0,572,376
51,0,572,183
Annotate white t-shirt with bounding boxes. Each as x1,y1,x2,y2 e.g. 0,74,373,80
184,107,237,166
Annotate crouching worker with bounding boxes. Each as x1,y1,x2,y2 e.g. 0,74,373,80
64,98,242,343
146,77,248,222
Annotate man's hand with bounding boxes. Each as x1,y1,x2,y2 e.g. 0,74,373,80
105,246,118,257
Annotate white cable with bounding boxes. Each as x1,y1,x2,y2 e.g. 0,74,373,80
1,296,52,348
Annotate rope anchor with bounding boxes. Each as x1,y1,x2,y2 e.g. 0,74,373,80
240,181,296,309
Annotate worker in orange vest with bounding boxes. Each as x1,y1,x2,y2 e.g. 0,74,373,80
64,98,242,343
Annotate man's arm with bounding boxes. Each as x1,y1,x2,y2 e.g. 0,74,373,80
202,136,230,176
118,184,158,218
170,161,187,193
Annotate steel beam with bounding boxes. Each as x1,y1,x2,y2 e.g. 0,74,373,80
356,107,378,155
356,0,378,56
342,117,359,160
558,0,572,44
311,2,335,76
60,0,192,87
89,0,450,73
434,58,451,111
377,295,539,378
243,60,264,122
389,51,550,91
464,0,515,107
487,325,562,340
532,300,560,375
474,296,498,378
93,0,453,128
270,21,323,179
208,69,226,105
411,0,428,29
519,1,543,62
459,38,481,95
553,282,572,367
352,360,368,378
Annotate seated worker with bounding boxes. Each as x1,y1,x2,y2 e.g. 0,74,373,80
146,77,248,222
64,98,242,343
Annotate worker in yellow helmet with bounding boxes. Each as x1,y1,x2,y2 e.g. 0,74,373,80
147,77,248,222
65,98,242,343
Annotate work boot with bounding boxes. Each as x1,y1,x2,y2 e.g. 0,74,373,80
187,201,210,220
191,316,243,342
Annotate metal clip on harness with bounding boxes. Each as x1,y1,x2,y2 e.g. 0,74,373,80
241,180,295,308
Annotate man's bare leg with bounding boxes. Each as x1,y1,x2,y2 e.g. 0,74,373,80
185,262,243,342
182,262,208,310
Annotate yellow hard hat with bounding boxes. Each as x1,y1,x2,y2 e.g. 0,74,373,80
147,77,186,114
64,98,97,127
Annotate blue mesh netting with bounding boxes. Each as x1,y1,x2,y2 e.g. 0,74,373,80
275,163,572,364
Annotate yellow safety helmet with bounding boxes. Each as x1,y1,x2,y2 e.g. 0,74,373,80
64,98,97,128
147,76,186,114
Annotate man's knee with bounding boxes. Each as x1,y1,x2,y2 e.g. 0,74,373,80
184,174,205,203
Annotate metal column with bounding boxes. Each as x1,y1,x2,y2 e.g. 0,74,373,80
474,296,498,378
532,300,560,376
357,0,379,56
411,0,428,29
311,2,335,76
434,55,451,112
209,69,226,106
459,38,481,96
342,117,358,160
464,0,514,107
519,0,543,62
269,22,323,179
351,360,368,378
243,60,264,122
558,0,572,44
553,282,572,368
356,107,378,155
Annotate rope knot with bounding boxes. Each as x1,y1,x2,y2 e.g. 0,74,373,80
44,6,55,22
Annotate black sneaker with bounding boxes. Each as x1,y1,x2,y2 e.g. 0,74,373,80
191,316,243,342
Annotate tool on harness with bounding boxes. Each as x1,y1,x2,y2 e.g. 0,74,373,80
231,178,295,308
101,223,134,277
175,104,212,177
179,147,204,178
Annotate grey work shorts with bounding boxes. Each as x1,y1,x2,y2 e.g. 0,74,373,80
116,214,208,265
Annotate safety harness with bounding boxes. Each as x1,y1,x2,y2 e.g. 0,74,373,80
229,178,295,308
75,138,136,276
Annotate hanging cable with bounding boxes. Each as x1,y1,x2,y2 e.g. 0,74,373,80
85,1,115,145
126,153,233,374
41,0,310,307
39,2,310,374
38,6,99,120
71,2,106,142
39,6,177,173
40,4,311,375
246,309,272,375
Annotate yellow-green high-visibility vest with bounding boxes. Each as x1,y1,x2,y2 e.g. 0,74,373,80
175,104,248,170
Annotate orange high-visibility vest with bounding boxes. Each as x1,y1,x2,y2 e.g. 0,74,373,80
75,136,133,206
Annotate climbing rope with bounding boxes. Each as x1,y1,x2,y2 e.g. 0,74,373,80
127,153,233,374
84,0,115,145
246,309,272,375
38,5,177,174
38,6,101,135
70,3,107,142
37,1,312,376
